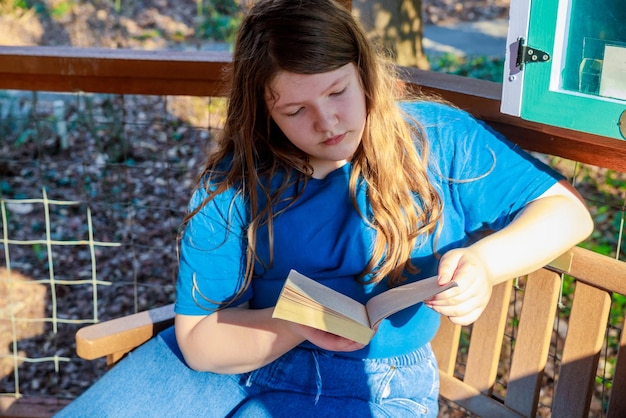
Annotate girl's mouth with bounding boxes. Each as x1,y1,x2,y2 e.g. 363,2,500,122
323,133,346,145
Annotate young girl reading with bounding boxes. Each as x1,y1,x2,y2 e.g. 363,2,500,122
56,0,593,416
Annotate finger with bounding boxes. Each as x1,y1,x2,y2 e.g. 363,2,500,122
426,286,460,304
430,283,490,313
428,273,479,305
445,309,485,326
439,312,481,327
308,328,367,352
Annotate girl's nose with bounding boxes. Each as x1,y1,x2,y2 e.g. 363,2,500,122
314,106,338,133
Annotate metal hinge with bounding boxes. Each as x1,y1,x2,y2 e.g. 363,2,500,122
516,38,551,69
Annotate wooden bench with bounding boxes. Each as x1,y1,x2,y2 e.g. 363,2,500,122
74,245,626,417
433,246,626,417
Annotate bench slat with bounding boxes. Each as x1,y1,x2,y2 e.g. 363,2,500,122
505,269,561,416
439,374,524,418
431,317,461,375
552,282,611,418
464,281,512,393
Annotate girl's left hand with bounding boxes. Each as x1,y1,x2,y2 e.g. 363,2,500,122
424,247,494,326
287,322,368,352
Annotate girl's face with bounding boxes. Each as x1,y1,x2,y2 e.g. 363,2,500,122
266,63,367,179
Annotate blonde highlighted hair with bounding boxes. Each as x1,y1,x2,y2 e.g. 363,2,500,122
186,0,442,306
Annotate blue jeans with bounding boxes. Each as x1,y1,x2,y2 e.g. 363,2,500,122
55,326,439,417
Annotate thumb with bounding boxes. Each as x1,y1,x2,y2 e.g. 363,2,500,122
437,251,461,285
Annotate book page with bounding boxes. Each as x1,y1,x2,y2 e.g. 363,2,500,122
282,270,370,328
272,292,375,344
365,276,457,327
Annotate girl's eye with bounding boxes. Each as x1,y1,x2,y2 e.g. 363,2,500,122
287,108,303,117
330,87,347,97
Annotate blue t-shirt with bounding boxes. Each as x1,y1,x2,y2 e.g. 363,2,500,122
175,102,562,359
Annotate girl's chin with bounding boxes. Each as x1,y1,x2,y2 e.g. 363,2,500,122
309,159,349,179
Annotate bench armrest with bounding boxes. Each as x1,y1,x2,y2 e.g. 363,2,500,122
76,303,175,365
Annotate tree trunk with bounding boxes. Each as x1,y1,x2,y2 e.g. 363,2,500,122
353,0,430,70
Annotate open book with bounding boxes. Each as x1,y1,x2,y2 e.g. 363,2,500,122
272,270,457,345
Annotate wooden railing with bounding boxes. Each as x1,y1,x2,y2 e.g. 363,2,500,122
403,68,626,173
1,45,625,172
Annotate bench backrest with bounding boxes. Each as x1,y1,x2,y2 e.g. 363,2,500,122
432,245,626,417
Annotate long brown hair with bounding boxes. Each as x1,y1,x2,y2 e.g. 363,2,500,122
186,0,442,306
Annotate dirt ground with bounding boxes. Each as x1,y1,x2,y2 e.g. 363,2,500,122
0,0,510,48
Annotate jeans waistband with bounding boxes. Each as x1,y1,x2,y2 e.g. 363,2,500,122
244,343,436,400
321,342,434,367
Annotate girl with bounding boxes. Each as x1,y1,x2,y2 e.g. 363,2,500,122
57,0,593,416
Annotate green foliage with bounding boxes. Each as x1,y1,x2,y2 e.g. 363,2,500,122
49,0,74,19
133,28,164,41
210,0,239,16
429,53,505,82
0,0,28,12
0,179,12,195
558,275,575,317
0,92,37,149
610,294,626,327
196,0,242,43
32,242,47,261
2,0,243,44
576,166,626,261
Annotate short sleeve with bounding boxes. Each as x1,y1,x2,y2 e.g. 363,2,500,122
405,102,563,234
174,184,251,315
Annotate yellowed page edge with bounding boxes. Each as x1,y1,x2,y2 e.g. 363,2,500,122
283,270,370,327
272,295,374,344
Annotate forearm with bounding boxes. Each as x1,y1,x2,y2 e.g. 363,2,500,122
469,192,593,286
175,306,304,374
430,183,592,325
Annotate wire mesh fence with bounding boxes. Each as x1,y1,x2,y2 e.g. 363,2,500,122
561,158,625,416
0,90,223,400
0,89,624,416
